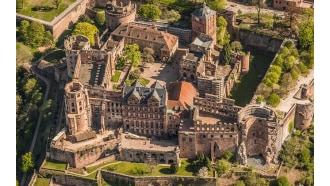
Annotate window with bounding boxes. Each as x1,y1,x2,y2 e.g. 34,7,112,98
189,138,193,142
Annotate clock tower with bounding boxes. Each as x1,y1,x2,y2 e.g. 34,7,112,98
191,2,217,45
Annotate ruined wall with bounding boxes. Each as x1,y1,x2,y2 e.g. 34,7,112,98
52,174,97,186
120,149,178,164
101,170,217,186
239,30,283,53
50,137,119,168
178,132,197,159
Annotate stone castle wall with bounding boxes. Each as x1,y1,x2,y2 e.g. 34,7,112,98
294,103,314,131
239,30,283,53
100,170,217,186
52,174,97,186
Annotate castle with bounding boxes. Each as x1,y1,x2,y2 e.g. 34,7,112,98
49,1,313,168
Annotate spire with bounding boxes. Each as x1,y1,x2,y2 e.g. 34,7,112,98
203,0,206,7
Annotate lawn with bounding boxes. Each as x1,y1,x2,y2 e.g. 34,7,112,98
34,178,51,186
125,77,150,86
230,52,274,106
16,0,76,22
43,50,65,64
86,160,118,173
43,159,67,170
102,159,194,176
111,71,121,83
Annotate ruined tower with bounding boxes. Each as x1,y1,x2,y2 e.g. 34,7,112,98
294,103,314,131
64,81,92,135
105,0,136,31
191,2,217,45
64,35,90,78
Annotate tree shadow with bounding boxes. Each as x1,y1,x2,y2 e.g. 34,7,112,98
159,167,172,174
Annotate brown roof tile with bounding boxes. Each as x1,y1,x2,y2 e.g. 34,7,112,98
167,81,198,110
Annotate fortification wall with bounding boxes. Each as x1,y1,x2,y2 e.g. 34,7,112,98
100,170,217,186
239,30,283,53
52,174,97,186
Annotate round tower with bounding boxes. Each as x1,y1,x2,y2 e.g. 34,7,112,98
105,0,136,31
64,35,90,78
64,82,91,135
294,103,314,131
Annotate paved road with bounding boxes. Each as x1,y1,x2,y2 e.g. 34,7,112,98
276,69,314,112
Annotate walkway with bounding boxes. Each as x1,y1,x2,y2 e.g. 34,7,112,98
20,65,51,186
67,161,122,177
276,69,314,112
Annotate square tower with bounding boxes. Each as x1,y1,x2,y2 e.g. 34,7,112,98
191,2,217,45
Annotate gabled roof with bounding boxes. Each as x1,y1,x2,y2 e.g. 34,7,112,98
191,2,216,19
123,80,166,107
167,81,198,111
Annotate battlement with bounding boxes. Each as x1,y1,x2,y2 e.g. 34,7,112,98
64,35,90,51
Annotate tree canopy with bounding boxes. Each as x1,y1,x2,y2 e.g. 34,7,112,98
206,0,226,11
95,11,105,26
166,10,181,22
138,4,161,21
73,22,99,45
21,152,34,173
221,43,232,65
266,93,280,107
124,44,141,67
298,19,314,50
215,159,231,176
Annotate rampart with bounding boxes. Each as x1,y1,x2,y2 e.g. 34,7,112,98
16,0,88,39
100,170,217,186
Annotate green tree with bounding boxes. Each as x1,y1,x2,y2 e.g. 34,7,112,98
170,163,179,174
280,72,294,93
124,44,141,67
269,65,282,75
298,19,314,50
19,20,30,41
276,176,290,186
231,41,243,52
166,10,181,22
250,0,266,25
216,159,231,176
52,0,62,9
95,11,105,26
297,62,308,74
221,43,231,65
129,69,141,80
217,16,229,46
73,22,99,45
21,152,34,173
138,4,161,21
266,71,280,84
116,57,126,70
24,21,46,48
24,78,37,96
222,150,233,161
266,93,280,107
256,95,265,104
144,47,155,63
280,47,291,57
235,180,245,186
274,54,284,67
43,31,54,47
290,68,299,80
206,0,226,11
283,56,296,72
78,14,93,24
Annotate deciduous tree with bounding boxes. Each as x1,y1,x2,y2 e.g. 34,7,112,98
52,0,62,9
124,44,141,67
73,22,99,45
21,152,34,173
206,0,226,11
221,43,231,65
298,19,314,50
95,11,105,26
138,4,161,21
215,159,231,176
266,93,280,107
